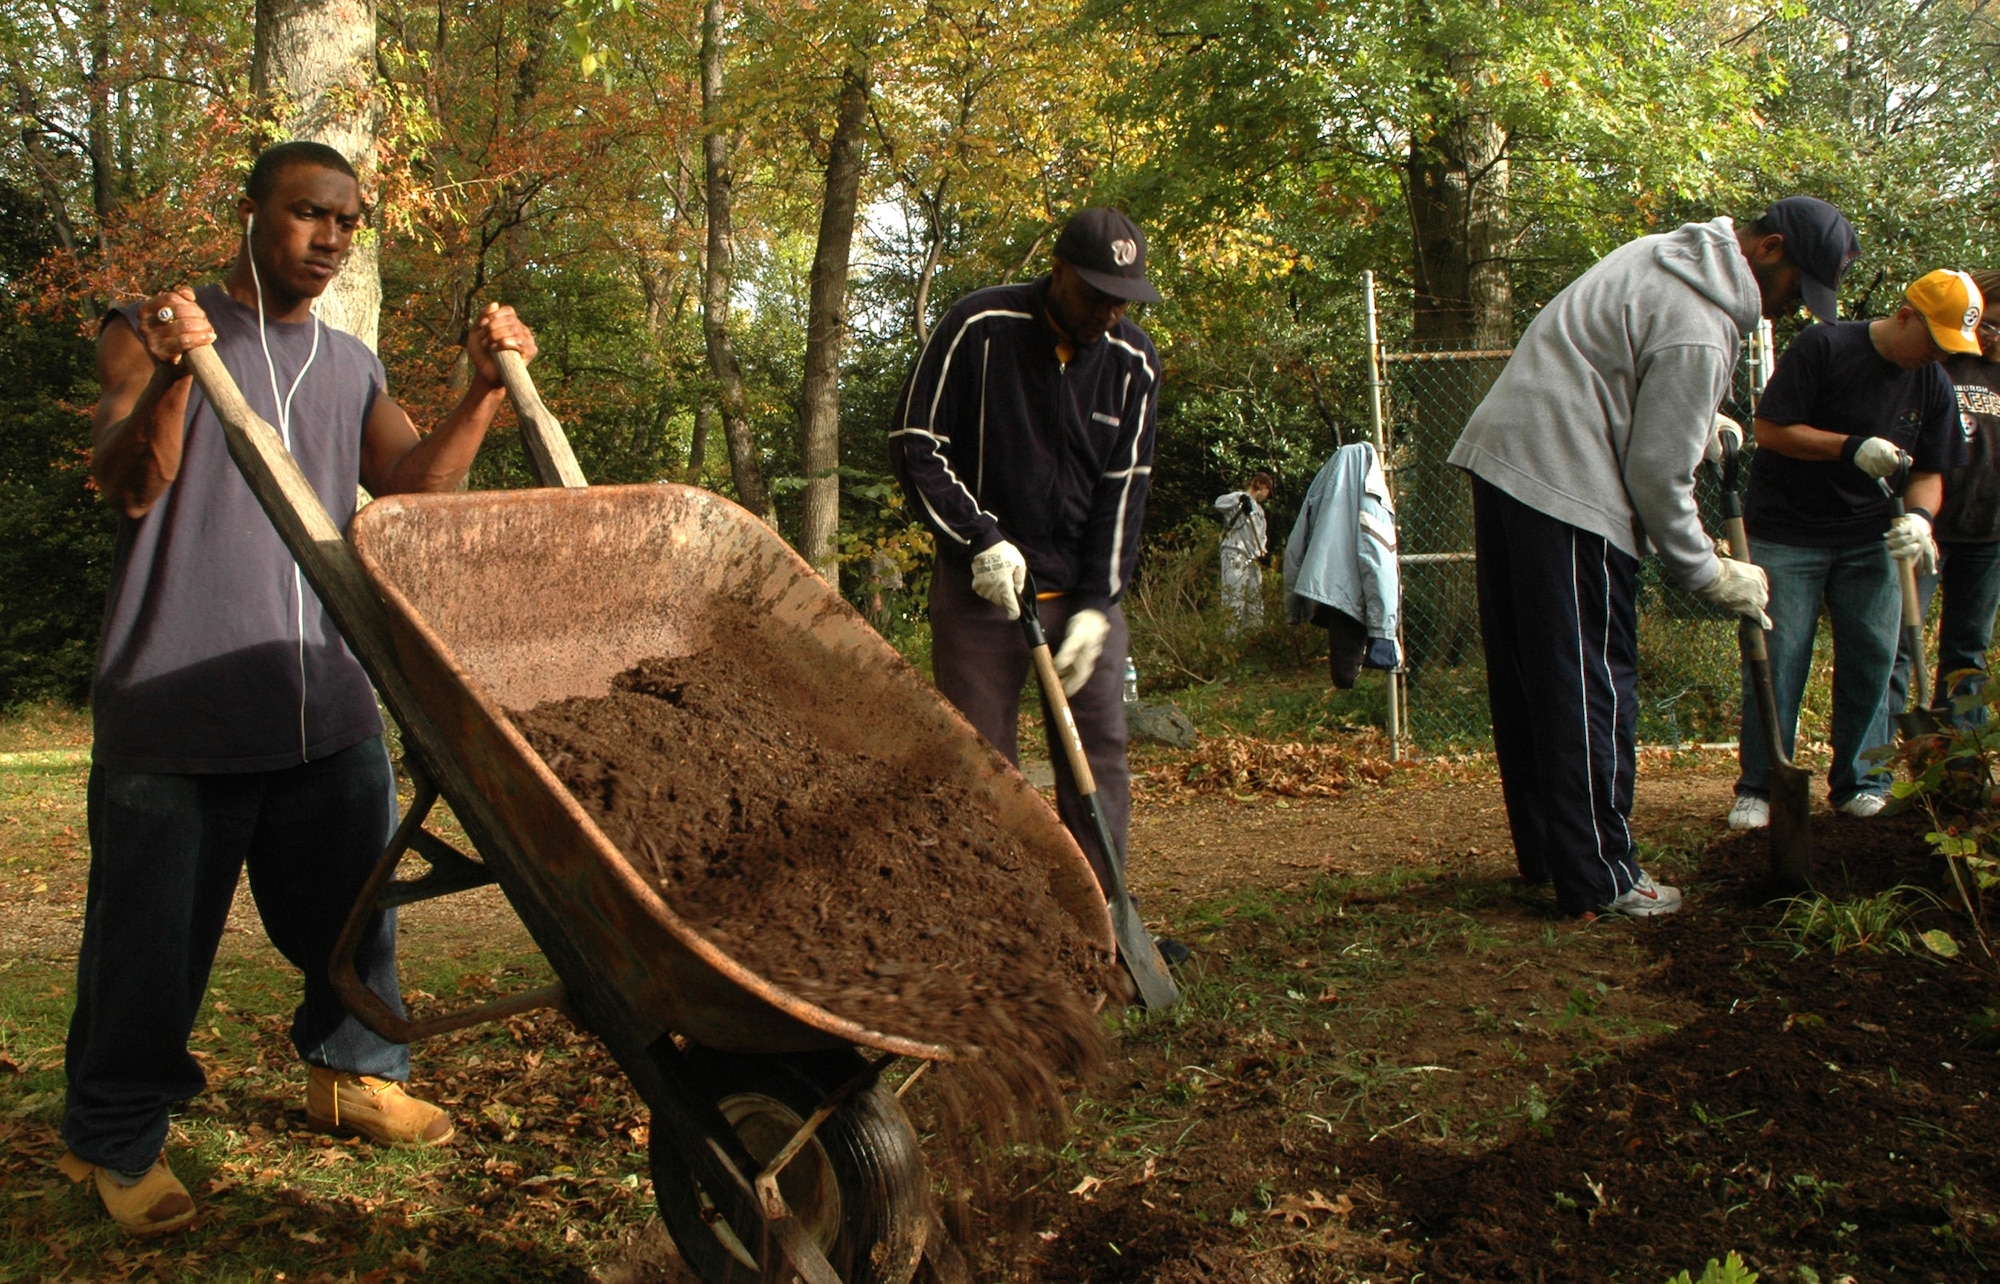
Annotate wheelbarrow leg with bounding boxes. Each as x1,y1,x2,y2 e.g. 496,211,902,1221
327,767,564,1044
915,1212,970,1284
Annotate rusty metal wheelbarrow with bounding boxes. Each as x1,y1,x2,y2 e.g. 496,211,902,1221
183,344,1113,1284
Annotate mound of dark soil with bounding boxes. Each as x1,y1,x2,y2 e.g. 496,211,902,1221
509,624,1109,1085
1334,811,2000,1282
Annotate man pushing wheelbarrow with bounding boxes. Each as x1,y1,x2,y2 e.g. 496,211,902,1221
61,140,540,1236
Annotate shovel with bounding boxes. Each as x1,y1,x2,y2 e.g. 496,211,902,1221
1711,437,1813,892
1016,573,1179,1011
1881,459,1947,742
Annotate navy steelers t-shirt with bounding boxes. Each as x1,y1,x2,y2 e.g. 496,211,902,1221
1745,320,1965,547
1934,354,2000,543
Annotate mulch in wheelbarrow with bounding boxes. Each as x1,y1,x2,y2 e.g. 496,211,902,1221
510,609,1109,1138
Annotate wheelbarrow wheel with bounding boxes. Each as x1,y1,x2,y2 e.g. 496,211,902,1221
652,1047,927,1284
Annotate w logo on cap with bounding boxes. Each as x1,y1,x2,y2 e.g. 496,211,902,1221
1111,239,1138,267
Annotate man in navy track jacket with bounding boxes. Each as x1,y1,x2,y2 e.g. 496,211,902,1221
890,208,1169,944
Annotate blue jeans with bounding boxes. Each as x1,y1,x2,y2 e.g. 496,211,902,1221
1887,540,2000,729
1736,538,1900,806
63,737,409,1173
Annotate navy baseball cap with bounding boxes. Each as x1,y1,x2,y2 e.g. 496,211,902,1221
1758,196,1860,321
1053,208,1161,304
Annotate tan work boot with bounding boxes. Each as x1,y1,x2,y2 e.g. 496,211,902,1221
58,1151,197,1237
305,1067,455,1147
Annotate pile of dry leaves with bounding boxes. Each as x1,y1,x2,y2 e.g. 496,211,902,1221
1134,732,1396,800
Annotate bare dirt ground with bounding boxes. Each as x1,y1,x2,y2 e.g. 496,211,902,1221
1126,756,1736,902
0,750,1732,965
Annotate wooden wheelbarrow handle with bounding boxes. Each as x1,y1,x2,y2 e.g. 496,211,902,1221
495,349,587,489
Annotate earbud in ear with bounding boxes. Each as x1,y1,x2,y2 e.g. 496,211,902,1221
245,212,255,235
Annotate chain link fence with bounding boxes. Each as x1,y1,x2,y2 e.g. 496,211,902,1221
1379,313,1775,750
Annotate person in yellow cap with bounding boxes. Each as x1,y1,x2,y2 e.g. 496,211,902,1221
1887,269,2000,728
1729,269,1976,830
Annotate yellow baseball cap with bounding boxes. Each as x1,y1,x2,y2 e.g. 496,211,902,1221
1906,269,1986,356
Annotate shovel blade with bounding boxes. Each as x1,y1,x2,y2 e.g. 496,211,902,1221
1897,709,1948,742
1110,895,1180,1010
1767,764,1814,893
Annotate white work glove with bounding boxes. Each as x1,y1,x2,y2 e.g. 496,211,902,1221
1886,511,1937,575
969,540,1028,619
1695,557,1772,630
1704,413,1743,465
1850,437,1904,479
1051,609,1110,697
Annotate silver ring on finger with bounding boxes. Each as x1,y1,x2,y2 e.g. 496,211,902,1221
157,307,175,324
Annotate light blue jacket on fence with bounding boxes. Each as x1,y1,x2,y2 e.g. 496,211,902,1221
1282,442,1402,666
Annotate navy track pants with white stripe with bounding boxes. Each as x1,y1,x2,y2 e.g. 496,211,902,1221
1472,477,1643,914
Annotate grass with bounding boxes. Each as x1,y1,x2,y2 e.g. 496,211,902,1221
1065,859,1689,1196
1152,669,1394,744
1769,887,1940,957
0,703,92,909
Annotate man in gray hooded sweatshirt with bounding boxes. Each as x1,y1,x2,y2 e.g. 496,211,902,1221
1449,196,1859,919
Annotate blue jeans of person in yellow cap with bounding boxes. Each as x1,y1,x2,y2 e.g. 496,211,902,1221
1735,537,1900,807
1885,539,2000,729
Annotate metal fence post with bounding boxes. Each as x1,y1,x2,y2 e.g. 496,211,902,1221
1753,318,1776,407
1363,270,1404,760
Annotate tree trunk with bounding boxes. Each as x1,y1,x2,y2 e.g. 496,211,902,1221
700,0,773,522
14,85,80,253
796,61,871,578
86,3,113,224
252,0,382,351
1406,94,1510,347
688,402,712,483
911,182,945,347
1403,49,1511,666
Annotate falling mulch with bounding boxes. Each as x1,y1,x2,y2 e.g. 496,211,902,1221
1326,810,2000,1282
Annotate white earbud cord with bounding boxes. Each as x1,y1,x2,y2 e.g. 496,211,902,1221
247,215,323,763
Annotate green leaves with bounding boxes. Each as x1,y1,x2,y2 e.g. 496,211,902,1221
1664,1249,1760,1284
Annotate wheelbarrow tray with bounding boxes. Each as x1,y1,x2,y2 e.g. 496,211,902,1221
349,482,1114,1061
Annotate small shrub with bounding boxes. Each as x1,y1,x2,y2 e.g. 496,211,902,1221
1882,686,2000,968
1124,518,1262,688
1771,888,1936,957
1663,1250,1758,1284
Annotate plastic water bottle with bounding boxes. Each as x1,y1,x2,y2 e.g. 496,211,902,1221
1121,658,1140,710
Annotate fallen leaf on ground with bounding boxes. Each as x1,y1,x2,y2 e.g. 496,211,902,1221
1267,1190,1353,1228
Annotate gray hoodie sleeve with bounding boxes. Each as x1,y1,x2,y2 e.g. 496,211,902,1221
1621,342,1730,592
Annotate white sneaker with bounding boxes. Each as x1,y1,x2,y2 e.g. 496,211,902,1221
1600,869,1683,918
1727,795,1769,830
1837,793,1887,819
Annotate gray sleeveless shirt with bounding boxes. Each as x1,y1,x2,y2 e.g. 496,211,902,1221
92,285,386,773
